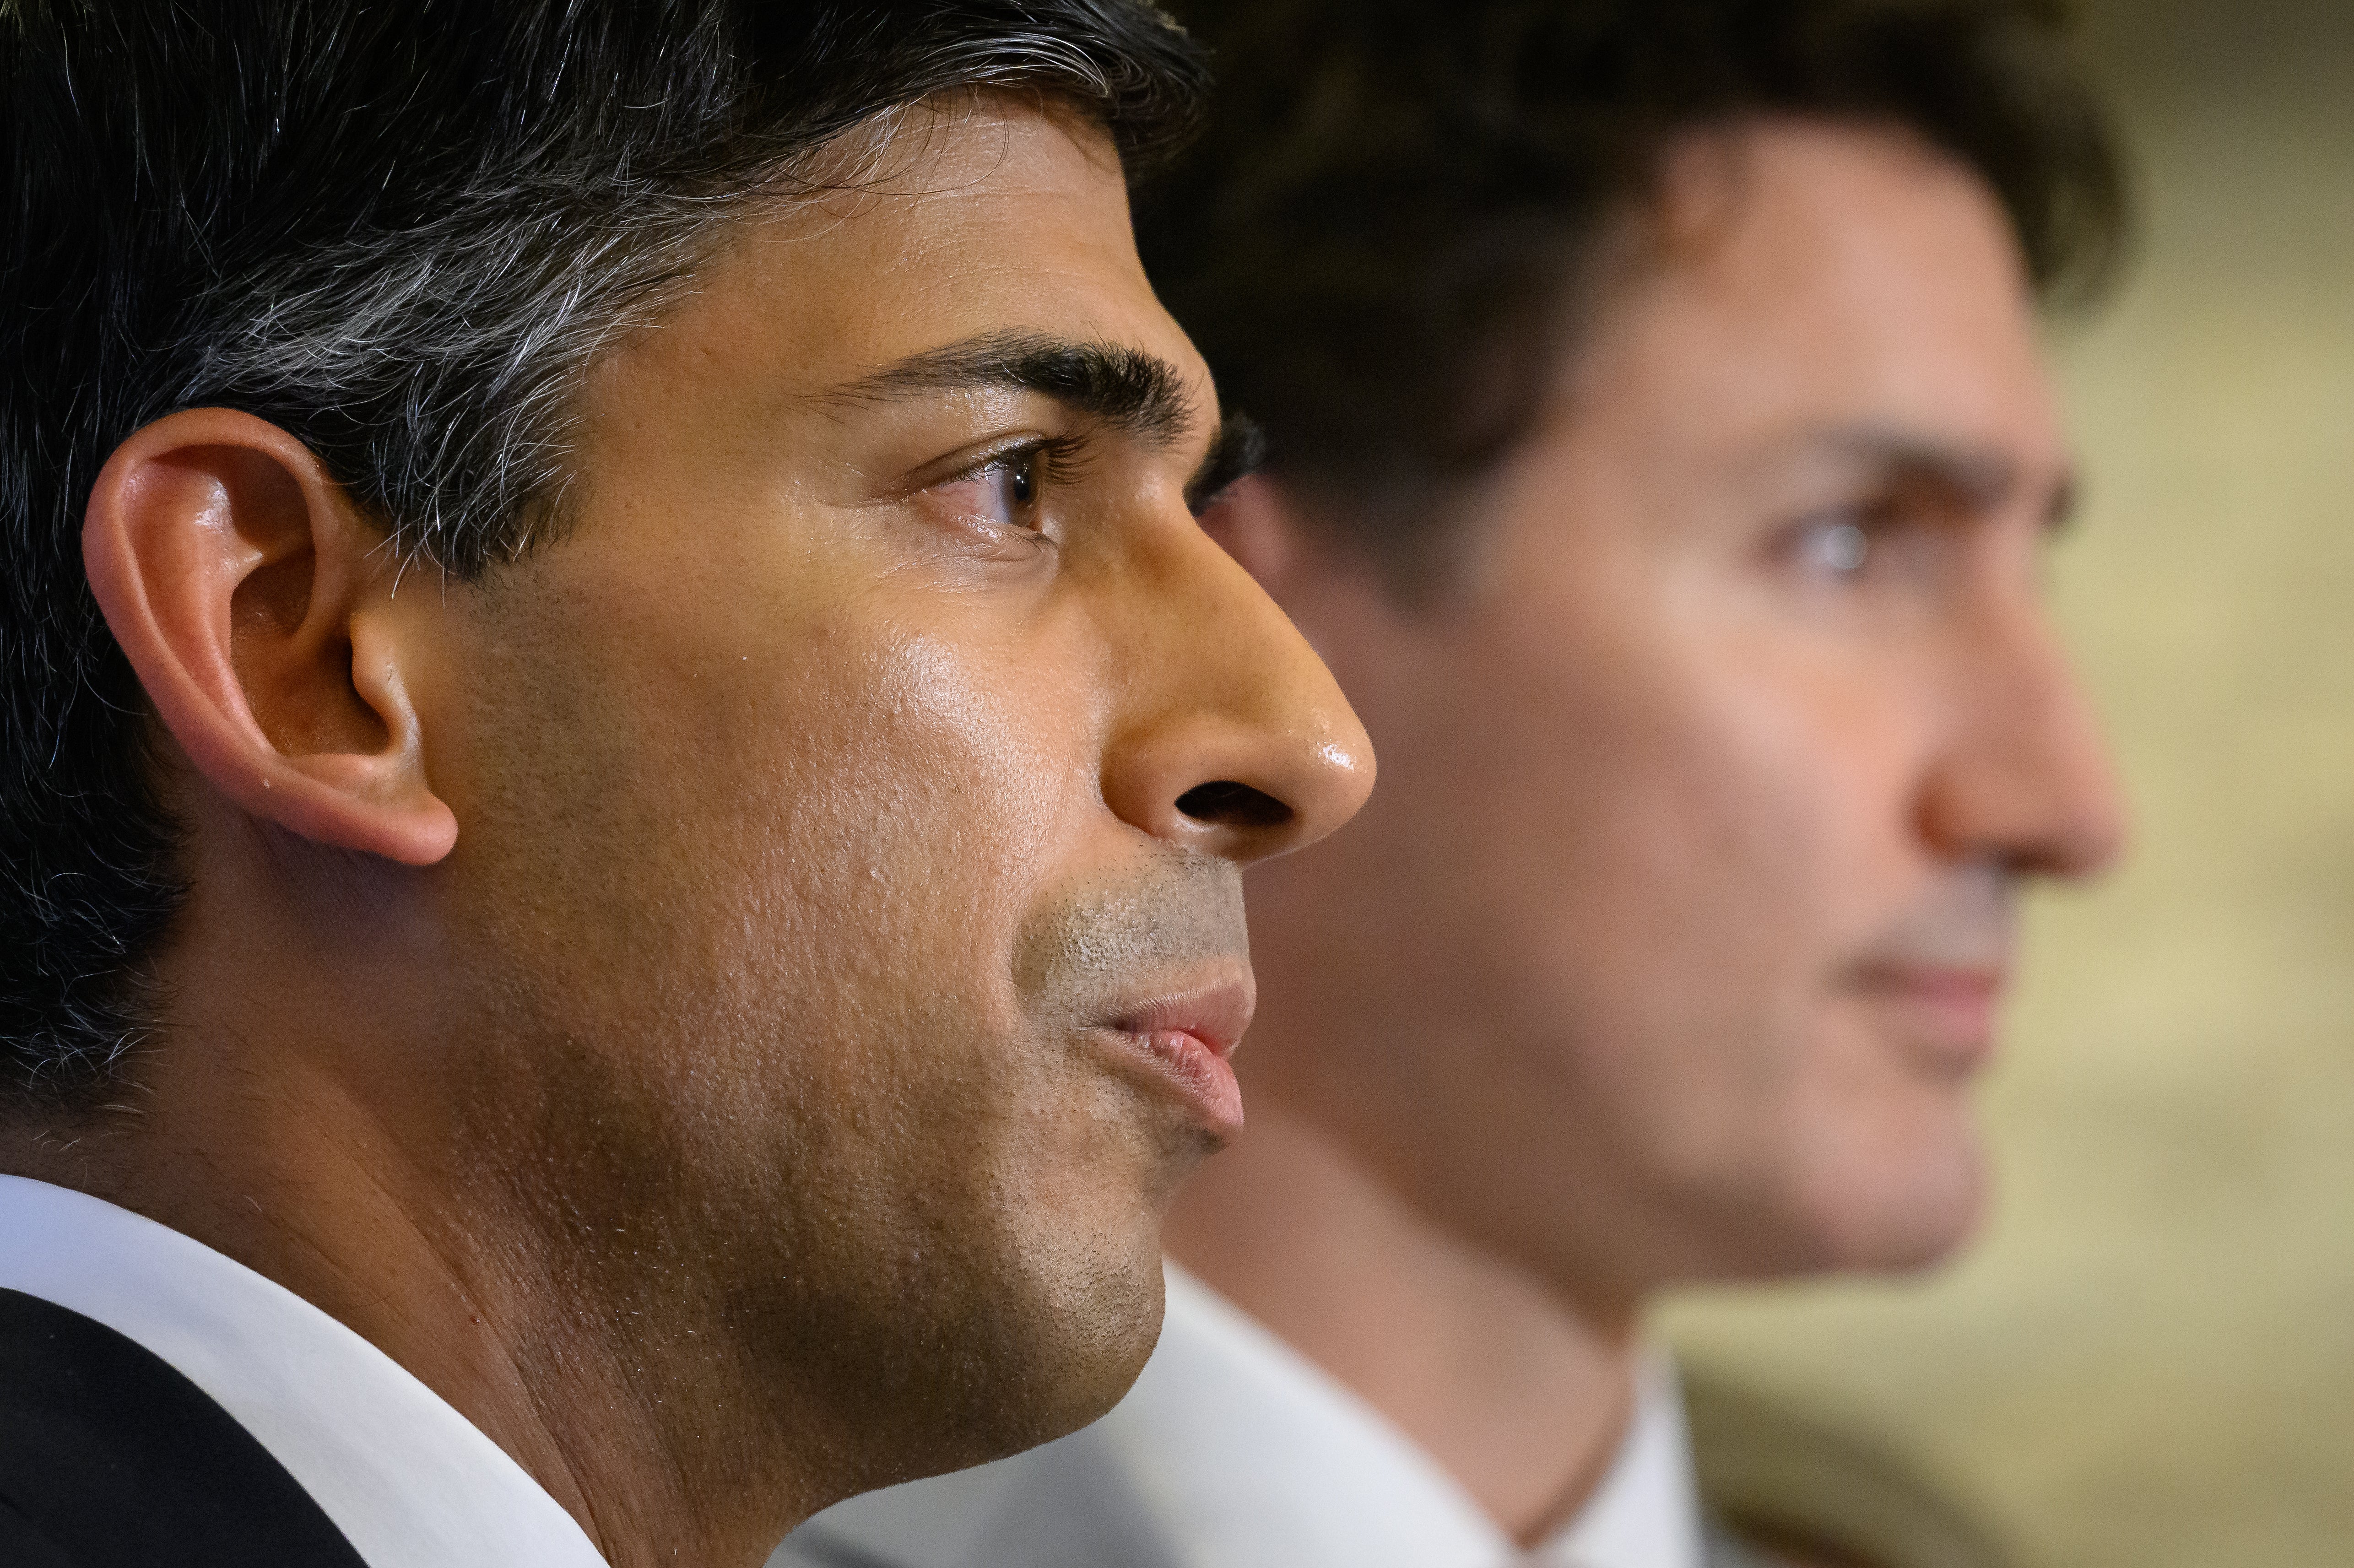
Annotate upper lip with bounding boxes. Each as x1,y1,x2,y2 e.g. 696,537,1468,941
1104,974,1256,1059
1851,960,2007,995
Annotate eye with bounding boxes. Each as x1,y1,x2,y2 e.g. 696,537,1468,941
1794,515,1872,576
934,445,1047,535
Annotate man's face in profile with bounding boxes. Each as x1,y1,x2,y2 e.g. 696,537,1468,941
1237,120,2124,1294
370,98,1366,1479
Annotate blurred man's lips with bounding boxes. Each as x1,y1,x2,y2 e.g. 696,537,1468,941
1100,976,1254,1138
1851,962,2006,1072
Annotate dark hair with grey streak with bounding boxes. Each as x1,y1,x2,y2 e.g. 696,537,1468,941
0,0,1207,1111
1136,0,2127,580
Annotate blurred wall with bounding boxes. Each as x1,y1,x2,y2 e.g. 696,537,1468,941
1659,3,2354,1564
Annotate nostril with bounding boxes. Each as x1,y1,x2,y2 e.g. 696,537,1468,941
1174,779,1294,831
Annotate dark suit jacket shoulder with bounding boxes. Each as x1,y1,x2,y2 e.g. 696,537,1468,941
0,1287,366,1568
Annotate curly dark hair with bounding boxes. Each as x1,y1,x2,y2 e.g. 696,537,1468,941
1137,0,2128,571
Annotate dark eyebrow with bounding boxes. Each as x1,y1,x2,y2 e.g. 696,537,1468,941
828,330,1197,446
1810,423,2077,532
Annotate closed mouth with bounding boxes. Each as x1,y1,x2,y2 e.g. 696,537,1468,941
1099,975,1254,1136
1848,962,2007,1071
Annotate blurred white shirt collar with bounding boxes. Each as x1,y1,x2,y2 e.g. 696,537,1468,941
0,1173,607,1568
784,1261,1705,1568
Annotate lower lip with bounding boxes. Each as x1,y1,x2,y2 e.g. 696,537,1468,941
1859,971,2003,1072
1114,1027,1243,1138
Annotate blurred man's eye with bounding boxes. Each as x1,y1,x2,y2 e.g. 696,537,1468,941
1792,514,1873,577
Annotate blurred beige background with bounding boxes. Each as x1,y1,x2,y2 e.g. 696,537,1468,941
1660,1,2354,1563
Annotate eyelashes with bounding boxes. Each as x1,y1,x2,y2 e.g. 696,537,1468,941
925,435,1092,545
921,417,1241,551
1185,412,1266,517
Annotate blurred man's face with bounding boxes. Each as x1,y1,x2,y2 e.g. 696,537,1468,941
1233,120,2122,1299
395,98,1369,1485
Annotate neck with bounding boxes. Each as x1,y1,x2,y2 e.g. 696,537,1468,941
1,1008,821,1568
1163,1103,1645,1544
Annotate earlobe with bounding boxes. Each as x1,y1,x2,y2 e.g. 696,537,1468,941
82,409,459,866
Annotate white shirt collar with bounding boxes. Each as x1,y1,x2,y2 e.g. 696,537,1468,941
790,1263,1706,1568
1099,1263,1507,1568
0,1174,608,1568
1537,1351,1707,1568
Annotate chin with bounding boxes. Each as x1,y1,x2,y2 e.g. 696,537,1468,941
872,1189,1170,1487
1017,1195,1171,1418
1800,1129,1990,1275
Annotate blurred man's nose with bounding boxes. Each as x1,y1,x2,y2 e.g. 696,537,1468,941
1919,593,2127,879
1099,518,1375,866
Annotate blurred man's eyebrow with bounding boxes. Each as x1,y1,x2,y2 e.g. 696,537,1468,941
1811,423,2078,530
829,331,1196,444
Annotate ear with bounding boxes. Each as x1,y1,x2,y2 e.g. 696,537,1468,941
1196,472,1310,601
82,408,458,865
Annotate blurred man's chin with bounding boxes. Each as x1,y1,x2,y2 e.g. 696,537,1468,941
1668,1110,1989,1283
1801,1133,1990,1275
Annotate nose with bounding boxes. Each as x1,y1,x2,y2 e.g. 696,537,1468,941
1099,514,1375,865
1918,593,2126,879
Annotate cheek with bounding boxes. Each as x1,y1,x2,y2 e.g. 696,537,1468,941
685,632,1081,1048
1621,643,1960,1191
439,598,1093,1123
1443,615,1919,1109
1473,641,1824,994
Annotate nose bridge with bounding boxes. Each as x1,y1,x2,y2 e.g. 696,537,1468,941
1926,585,2125,878
1098,515,1374,865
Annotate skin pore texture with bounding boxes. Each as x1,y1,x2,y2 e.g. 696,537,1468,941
8,98,1372,1568
1163,119,2125,1545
